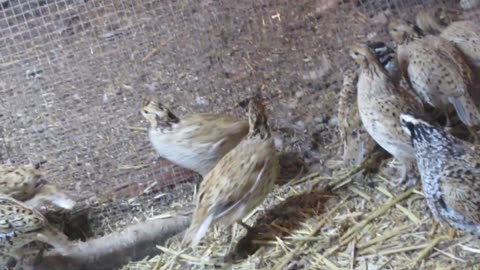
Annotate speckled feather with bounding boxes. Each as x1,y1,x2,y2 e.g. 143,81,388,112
440,20,480,69
0,165,43,201
350,43,423,184
339,42,412,168
390,21,479,127
338,71,378,168
401,113,480,234
0,195,69,262
183,99,278,247
142,98,249,176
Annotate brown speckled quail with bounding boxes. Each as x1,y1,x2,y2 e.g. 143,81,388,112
349,43,423,186
0,164,44,201
400,113,480,234
141,98,248,176
415,11,480,69
0,195,70,268
389,21,479,133
183,98,278,247
339,42,402,169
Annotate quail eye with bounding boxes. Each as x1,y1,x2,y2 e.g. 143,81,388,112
143,110,149,114
353,52,359,56
406,122,415,131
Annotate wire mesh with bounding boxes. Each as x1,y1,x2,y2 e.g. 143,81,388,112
0,0,474,252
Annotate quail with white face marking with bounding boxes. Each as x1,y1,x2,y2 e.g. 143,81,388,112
183,98,278,247
400,113,480,234
141,98,249,176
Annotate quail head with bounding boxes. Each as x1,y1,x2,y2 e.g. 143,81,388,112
141,97,249,176
389,21,480,132
400,113,480,234
415,11,480,69
349,42,423,186
0,163,44,201
0,195,70,266
183,98,279,247
367,41,401,84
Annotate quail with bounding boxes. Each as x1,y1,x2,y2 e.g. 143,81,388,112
389,21,479,135
183,98,278,247
0,195,70,267
141,98,248,176
349,43,423,186
415,11,480,69
0,163,44,201
339,41,404,169
400,113,480,234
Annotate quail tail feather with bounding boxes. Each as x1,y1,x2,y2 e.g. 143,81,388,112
183,214,214,247
449,95,480,126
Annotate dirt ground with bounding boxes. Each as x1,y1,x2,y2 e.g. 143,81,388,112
1,0,480,268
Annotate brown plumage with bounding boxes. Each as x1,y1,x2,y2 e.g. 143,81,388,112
0,164,43,201
141,98,249,176
415,11,480,69
0,195,70,267
389,21,479,130
183,98,278,247
338,70,379,168
349,42,423,185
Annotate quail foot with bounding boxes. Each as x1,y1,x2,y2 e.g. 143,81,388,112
389,21,480,141
0,195,70,268
400,113,480,235
349,42,423,186
183,98,278,247
141,97,248,176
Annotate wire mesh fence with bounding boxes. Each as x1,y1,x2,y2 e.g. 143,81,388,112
0,0,477,267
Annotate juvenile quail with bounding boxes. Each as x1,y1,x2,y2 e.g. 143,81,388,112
0,164,44,201
0,195,70,267
400,113,480,234
183,98,278,247
141,98,249,176
338,70,378,168
349,43,423,186
415,11,480,69
389,21,479,132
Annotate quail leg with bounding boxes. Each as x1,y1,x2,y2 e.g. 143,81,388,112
467,126,480,144
391,162,417,188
